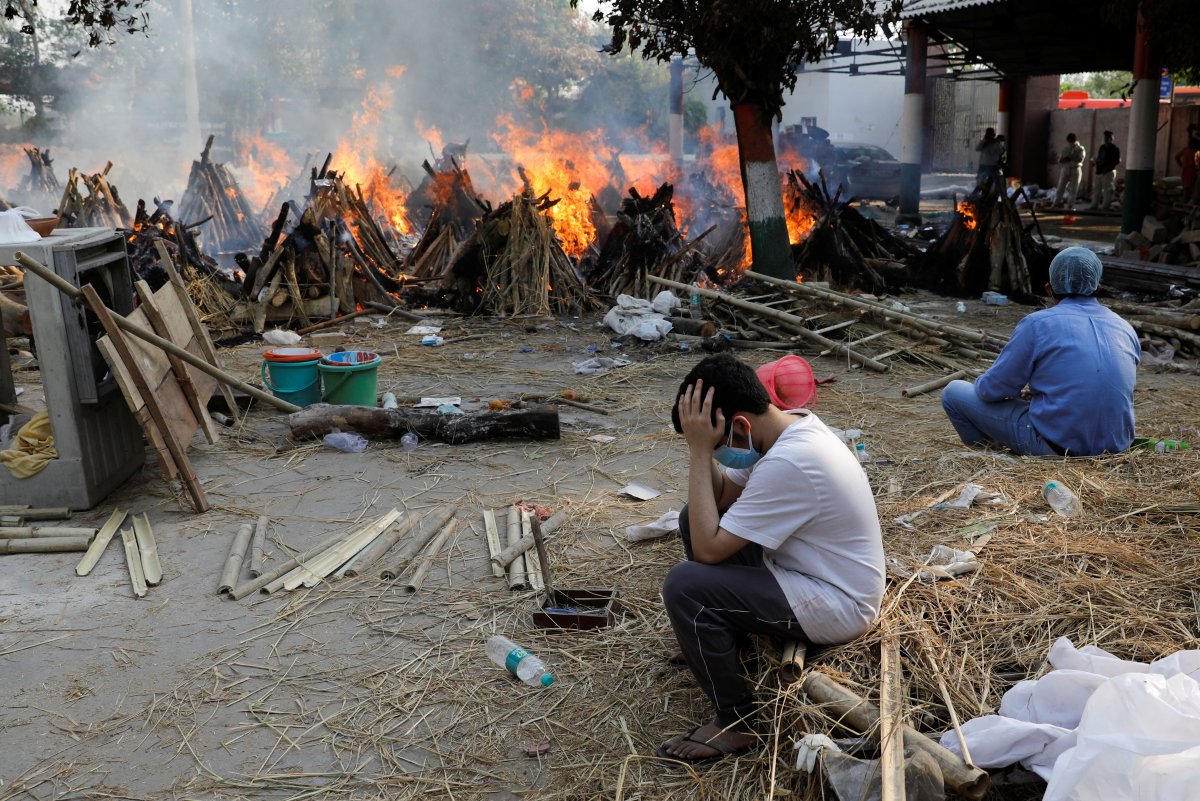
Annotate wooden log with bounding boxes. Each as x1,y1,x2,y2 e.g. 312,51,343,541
0,537,91,554
249,515,267,578
646,275,890,372
490,510,567,569
505,506,527,591
902,370,970,398
75,510,127,576
666,316,718,337
879,636,906,801
0,526,96,539
287,403,560,445
15,252,300,414
800,671,990,800
379,505,460,581
133,514,162,586
218,523,254,595
121,528,148,598
402,518,459,593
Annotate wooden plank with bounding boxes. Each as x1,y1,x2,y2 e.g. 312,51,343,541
154,239,239,421
84,285,209,513
135,280,219,444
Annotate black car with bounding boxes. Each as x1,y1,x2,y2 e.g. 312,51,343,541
828,142,902,201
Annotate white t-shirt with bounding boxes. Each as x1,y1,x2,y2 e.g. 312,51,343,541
721,412,884,644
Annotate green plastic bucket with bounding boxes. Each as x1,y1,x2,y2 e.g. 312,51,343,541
319,351,381,406
262,347,322,407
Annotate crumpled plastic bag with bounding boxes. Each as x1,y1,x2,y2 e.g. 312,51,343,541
571,356,631,375
323,429,367,453
887,544,980,583
932,483,1006,510
602,293,676,341
941,637,1200,797
822,747,945,801
263,329,302,346
0,209,40,244
625,510,679,542
0,412,58,478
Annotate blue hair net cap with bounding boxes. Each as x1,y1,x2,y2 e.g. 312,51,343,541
1049,247,1103,296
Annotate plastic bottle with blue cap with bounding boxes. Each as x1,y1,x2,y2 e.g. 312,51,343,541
486,635,554,687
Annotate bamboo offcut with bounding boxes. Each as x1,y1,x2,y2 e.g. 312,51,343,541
249,515,267,578
490,509,567,569
120,528,147,598
133,514,162,586
228,530,347,600
0,526,97,539
218,523,255,595
0,506,71,521
379,505,460,581
75,510,126,576
402,518,459,593
0,537,91,554
482,509,505,578
879,637,907,801
288,509,402,590
504,506,527,591
521,511,545,593
902,369,970,398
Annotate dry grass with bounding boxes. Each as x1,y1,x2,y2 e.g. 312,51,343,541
7,295,1200,801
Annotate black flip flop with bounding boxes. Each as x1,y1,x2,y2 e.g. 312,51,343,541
655,726,759,765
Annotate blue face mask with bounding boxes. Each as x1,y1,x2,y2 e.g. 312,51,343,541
713,426,761,469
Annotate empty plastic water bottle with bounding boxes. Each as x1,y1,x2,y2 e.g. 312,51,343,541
1043,480,1081,517
485,635,554,687
955,301,966,315
381,392,398,410
854,442,871,463
400,432,419,452
689,283,702,319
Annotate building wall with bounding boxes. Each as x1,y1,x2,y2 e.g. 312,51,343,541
927,77,999,173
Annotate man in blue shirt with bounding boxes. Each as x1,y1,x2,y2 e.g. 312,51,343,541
941,248,1139,456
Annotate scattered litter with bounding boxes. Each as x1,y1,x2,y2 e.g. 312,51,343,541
932,483,1007,510
619,482,661,501
323,429,367,453
888,544,981,583
400,432,419,452
262,329,302,346
794,732,840,774
406,325,442,335
415,397,462,408
420,335,445,346
625,509,679,542
436,403,463,415
587,434,616,444
602,292,676,341
982,291,1009,305
571,357,631,375
518,346,535,353
522,740,552,758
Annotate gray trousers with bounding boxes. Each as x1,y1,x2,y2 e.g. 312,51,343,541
662,504,806,727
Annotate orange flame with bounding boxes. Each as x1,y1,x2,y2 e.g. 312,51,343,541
957,201,978,230
331,84,412,235
236,135,299,210
386,65,407,79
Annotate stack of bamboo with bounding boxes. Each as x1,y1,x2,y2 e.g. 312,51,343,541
58,163,131,228
586,183,699,299
912,178,1054,300
442,190,600,317
786,170,917,292
176,136,262,254
1106,299,1200,358
481,507,565,592
405,158,486,281
125,199,238,299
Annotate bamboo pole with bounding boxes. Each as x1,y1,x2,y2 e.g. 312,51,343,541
505,506,527,591
901,370,970,398
490,510,567,569
0,506,72,521
521,510,545,593
288,509,402,590
120,528,147,598
339,515,410,578
228,530,348,600
218,523,254,595
646,275,889,372
779,640,807,684
133,514,162,586
14,252,300,413
879,636,907,801
378,506,460,581
0,537,91,554
0,526,97,539
482,509,505,579
922,639,974,769
75,510,126,576
402,518,459,593
0,516,23,527
800,672,990,800
249,515,267,578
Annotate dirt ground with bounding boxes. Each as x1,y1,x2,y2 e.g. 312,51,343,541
2,287,1197,801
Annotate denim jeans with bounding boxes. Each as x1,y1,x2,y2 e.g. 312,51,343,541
941,379,1059,456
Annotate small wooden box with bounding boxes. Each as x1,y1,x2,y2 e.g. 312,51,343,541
532,588,621,631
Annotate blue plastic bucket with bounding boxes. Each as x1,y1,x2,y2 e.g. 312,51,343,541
319,351,382,406
262,347,323,407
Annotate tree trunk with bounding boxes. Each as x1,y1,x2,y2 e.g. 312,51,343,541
289,403,560,445
732,102,792,279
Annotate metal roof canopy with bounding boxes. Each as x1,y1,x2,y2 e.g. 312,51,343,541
900,0,1135,78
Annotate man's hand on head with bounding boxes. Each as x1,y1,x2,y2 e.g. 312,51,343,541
677,380,725,454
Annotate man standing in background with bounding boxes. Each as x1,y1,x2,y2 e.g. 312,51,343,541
1053,133,1085,211
1090,130,1120,211
975,127,1004,187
